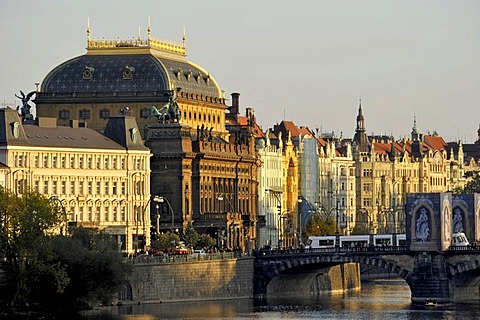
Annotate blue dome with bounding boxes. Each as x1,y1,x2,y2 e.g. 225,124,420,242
41,53,221,98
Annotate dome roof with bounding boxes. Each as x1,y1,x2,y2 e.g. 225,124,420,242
41,36,222,98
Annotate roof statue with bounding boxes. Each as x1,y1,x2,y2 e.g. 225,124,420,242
150,91,181,124
15,90,35,122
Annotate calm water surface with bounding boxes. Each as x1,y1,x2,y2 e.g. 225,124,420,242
78,279,480,319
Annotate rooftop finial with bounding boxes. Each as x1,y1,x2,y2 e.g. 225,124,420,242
87,17,91,41
183,25,187,47
147,16,151,40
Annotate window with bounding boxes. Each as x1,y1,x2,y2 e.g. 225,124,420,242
79,109,91,120
59,109,70,120
105,181,109,194
43,181,49,194
61,181,66,194
79,181,84,194
112,182,117,195
100,108,110,119
96,182,101,194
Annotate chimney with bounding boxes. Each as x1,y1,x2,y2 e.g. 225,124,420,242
230,92,240,115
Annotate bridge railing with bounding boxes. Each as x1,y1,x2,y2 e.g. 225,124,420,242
448,245,480,252
253,246,409,256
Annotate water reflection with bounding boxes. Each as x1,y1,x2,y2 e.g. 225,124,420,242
78,279,480,320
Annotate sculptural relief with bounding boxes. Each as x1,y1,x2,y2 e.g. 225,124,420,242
415,208,430,242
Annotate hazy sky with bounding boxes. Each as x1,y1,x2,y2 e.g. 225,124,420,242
1,0,479,142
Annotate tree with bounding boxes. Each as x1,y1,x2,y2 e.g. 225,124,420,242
304,214,337,237
455,170,480,194
0,188,63,313
151,232,180,252
197,233,216,249
38,228,132,312
183,222,199,248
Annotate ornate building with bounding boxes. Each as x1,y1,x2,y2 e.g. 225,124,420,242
34,24,261,251
352,101,479,234
0,108,151,253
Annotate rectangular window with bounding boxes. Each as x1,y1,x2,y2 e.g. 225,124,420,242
61,181,66,194
79,182,84,194
100,108,110,119
59,109,70,120
44,181,49,194
70,181,75,194
105,182,109,194
79,109,91,119
96,182,101,194
70,156,74,168
88,182,93,194
121,182,126,194
112,182,117,195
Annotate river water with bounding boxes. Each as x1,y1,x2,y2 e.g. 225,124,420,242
78,279,480,319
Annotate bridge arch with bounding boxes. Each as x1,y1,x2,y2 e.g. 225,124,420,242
255,254,412,296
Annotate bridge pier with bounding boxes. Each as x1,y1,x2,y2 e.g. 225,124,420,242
408,252,451,304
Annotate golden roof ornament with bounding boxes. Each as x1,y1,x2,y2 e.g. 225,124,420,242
86,17,186,57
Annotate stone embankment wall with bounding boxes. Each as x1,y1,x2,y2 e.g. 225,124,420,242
129,257,255,303
267,263,361,297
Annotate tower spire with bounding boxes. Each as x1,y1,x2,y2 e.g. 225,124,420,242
356,99,365,133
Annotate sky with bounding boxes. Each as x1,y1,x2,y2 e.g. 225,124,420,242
1,0,479,143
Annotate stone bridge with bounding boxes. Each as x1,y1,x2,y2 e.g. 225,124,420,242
253,246,480,304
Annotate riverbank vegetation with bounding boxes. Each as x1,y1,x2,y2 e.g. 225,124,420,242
0,188,131,317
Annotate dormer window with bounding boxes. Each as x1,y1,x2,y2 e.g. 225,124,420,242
123,66,135,80
83,66,95,80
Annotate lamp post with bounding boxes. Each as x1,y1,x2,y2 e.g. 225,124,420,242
136,195,162,255
297,197,303,247
158,196,174,231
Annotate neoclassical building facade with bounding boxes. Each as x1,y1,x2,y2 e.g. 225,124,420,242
0,108,151,253
33,25,261,251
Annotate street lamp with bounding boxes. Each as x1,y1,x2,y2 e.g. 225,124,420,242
136,195,162,255
297,197,303,247
157,196,175,231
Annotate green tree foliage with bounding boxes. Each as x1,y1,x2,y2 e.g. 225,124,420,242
151,232,181,252
197,233,216,249
183,222,199,248
455,170,480,194
0,188,63,312
38,228,132,311
304,214,337,237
